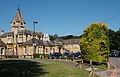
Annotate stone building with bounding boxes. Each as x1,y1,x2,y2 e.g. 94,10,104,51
0,9,44,58
53,38,80,53
0,9,80,58
0,39,6,58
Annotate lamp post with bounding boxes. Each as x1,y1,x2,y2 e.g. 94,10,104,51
33,21,38,59
33,21,38,38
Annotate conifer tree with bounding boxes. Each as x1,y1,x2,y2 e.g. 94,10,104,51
80,22,110,63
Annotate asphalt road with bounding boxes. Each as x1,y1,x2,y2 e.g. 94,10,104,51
109,57,120,77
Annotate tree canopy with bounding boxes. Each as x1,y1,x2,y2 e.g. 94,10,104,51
116,29,120,50
80,22,110,63
49,34,81,41
108,28,120,51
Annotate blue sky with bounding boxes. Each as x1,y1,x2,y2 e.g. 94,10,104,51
0,0,120,36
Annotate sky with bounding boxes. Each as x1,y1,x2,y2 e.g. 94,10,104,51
0,0,120,36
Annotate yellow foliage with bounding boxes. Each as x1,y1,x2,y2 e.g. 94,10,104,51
80,22,110,63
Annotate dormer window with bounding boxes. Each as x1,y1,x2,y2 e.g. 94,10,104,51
19,34,23,42
8,35,12,43
8,38,12,43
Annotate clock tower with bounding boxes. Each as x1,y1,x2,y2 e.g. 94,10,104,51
10,9,26,34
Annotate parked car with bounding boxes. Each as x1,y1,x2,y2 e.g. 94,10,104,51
109,51,119,57
60,52,71,59
49,52,62,59
73,52,81,59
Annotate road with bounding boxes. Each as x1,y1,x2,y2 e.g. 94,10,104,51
109,57,120,77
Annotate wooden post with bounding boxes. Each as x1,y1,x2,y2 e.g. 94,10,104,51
89,60,94,77
90,60,92,65
79,60,83,69
107,62,110,69
89,65,94,77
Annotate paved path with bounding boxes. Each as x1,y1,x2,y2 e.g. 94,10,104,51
95,69,114,77
109,57,120,77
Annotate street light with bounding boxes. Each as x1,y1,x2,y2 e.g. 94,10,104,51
33,21,38,38
33,21,38,59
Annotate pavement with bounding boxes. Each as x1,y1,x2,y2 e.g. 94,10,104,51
109,57,120,77
95,70,114,77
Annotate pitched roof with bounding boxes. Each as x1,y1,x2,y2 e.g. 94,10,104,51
0,29,42,38
53,38,80,45
23,38,44,46
11,9,25,24
0,32,14,38
0,39,6,47
63,39,80,44
17,30,42,37
43,40,53,46
52,38,64,45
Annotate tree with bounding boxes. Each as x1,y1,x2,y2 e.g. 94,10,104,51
116,28,120,50
108,29,117,50
80,22,110,63
49,34,58,41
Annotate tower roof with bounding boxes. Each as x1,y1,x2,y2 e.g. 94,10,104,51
11,9,25,24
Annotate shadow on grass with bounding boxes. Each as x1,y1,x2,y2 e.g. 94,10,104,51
0,60,48,77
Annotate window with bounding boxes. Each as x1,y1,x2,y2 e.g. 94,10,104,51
19,34,23,42
24,47,27,55
76,45,80,48
8,38,12,43
1,48,4,55
19,37,23,42
46,48,48,53
38,47,43,54
8,48,12,55
53,48,55,52
8,35,12,43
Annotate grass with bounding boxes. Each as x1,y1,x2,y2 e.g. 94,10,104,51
0,60,47,77
0,59,98,77
41,62,90,77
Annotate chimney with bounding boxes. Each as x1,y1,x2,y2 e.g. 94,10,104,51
1,29,4,35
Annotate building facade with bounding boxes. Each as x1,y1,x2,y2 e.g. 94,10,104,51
0,9,80,58
53,38,80,53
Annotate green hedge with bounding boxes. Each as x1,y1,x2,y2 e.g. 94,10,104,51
33,54,49,58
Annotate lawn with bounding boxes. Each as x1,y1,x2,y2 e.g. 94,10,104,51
0,60,47,77
41,62,90,77
0,59,98,77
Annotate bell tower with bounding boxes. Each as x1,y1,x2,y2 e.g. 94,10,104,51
10,9,26,34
